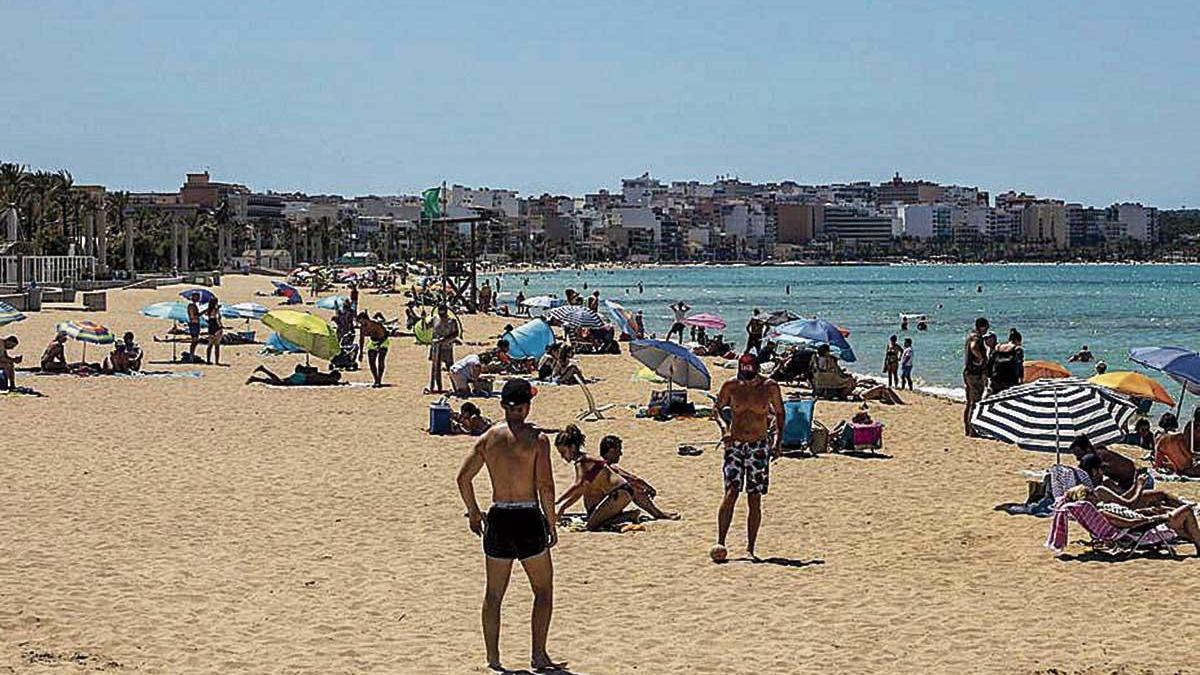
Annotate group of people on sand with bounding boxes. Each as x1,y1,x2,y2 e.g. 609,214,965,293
455,325,788,670
1,330,145,388
962,317,1026,436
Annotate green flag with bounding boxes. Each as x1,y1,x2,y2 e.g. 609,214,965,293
422,187,442,219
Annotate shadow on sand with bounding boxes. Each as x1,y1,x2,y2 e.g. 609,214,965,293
724,555,826,569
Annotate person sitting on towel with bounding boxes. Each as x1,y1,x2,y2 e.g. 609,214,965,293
553,424,635,531
598,435,679,521
122,332,143,372
41,333,69,373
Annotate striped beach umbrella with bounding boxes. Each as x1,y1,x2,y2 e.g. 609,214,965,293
0,300,26,327
56,320,115,363
971,377,1137,459
545,305,605,328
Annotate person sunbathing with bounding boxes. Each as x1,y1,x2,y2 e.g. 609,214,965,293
450,401,493,436
598,435,679,521
1079,463,1188,513
245,364,346,387
811,343,855,397
1064,484,1200,556
553,424,635,531
1071,435,1137,491
41,333,69,373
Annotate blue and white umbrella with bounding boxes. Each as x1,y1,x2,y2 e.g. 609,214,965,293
522,295,563,309
971,377,1137,459
604,299,637,337
1130,346,1200,408
545,305,605,328
141,301,204,325
221,302,268,321
315,295,350,311
179,288,216,304
769,317,856,362
629,339,711,390
0,300,26,327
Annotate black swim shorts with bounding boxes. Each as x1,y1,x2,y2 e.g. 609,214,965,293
483,503,549,561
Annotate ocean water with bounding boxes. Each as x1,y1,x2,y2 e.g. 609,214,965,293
497,264,1200,408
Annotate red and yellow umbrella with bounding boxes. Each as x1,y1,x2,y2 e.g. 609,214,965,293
1089,371,1175,406
1023,360,1071,383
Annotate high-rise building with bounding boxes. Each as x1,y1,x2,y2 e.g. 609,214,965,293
1020,202,1068,249
875,173,943,205
1107,203,1158,243
822,206,894,244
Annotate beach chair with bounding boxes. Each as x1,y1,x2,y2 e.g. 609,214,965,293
1052,501,1177,558
781,398,824,456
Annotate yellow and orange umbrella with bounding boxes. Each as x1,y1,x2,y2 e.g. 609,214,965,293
1023,360,1071,383
1089,371,1175,406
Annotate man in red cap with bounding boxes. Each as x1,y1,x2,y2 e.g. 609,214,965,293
712,352,784,561
456,378,563,672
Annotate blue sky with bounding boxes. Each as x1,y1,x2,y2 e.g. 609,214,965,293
2,1,1198,206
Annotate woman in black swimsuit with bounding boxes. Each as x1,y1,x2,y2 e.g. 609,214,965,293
205,297,224,365
552,424,634,530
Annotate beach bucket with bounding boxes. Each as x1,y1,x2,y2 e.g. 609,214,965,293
429,402,452,435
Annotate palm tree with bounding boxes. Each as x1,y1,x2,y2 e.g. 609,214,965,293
28,171,59,251
106,191,132,274
53,170,74,251
0,162,28,241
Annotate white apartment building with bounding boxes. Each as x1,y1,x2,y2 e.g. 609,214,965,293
449,185,520,218
1108,203,1158,243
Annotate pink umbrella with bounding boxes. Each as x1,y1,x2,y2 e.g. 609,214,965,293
683,312,727,330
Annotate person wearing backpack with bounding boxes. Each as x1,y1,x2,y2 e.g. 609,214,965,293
989,329,1025,395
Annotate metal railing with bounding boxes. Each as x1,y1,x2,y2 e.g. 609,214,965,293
0,255,96,286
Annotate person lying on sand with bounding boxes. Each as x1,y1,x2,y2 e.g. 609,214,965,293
598,435,679,521
0,335,21,390
554,424,638,531
1064,484,1200,556
451,401,493,436
41,333,69,373
245,364,346,387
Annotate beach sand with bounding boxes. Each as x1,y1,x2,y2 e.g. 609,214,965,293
2,274,1199,674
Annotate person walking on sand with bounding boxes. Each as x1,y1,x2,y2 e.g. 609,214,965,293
883,334,902,389
428,304,459,393
963,317,990,437
712,353,785,562
456,379,564,673
900,338,914,390
357,311,390,387
186,292,202,362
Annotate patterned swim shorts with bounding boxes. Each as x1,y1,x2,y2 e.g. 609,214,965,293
723,438,771,495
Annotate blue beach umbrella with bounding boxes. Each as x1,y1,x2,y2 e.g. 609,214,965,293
179,288,216,304
315,295,350,311
141,301,197,324
769,318,857,363
1130,346,1200,414
629,339,711,391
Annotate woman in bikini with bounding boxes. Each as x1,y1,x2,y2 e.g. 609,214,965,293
553,424,634,531
205,297,224,365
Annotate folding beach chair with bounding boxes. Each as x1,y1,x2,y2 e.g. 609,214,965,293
1059,501,1178,559
781,398,825,456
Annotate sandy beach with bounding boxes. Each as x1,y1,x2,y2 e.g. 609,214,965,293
3,273,1199,675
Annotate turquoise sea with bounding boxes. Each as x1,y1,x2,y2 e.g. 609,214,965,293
497,264,1200,408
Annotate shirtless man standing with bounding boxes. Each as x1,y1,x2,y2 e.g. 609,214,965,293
456,378,563,672
712,353,785,561
186,292,202,362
